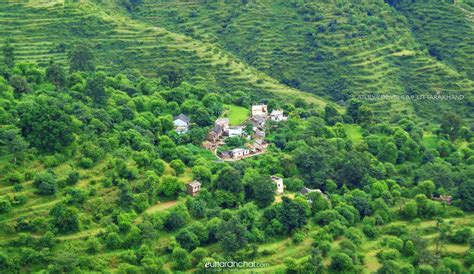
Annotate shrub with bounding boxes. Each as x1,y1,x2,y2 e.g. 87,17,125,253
33,172,58,195
0,199,12,213
65,170,80,185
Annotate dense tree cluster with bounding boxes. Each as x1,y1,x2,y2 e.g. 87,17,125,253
0,40,472,273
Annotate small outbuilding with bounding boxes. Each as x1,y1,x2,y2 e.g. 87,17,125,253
271,176,285,194
187,180,202,196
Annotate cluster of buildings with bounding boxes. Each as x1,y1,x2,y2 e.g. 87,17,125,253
174,104,288,161
207,118,244,142
218,104,287,160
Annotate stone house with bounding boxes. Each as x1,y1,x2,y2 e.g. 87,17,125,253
187,180,202,196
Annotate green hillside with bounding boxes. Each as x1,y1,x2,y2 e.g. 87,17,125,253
0,0,473,273
0,0,330,107
132,0,473,121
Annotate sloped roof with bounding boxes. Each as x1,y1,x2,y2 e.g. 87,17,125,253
173,114,190,123
188,180,201,187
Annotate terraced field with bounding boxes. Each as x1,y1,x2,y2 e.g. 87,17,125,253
133,0,474,121
0,1,329,107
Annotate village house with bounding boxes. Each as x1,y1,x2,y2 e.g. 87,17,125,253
229,148,250,159
270,109,288,121
251,115,266,130
173,114,190,134
228,126,243,137
215,118,230,132
271,176,285,194
187,180,202,196
207,124,224,142
432,195,452,205
252,104,268,117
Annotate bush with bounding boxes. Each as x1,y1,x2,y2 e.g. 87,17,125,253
292,232,305,244
152,159,166,176
170,159,186,175
78,157,94,169
65,170,80,185
0,199,12,213
33,172,58,195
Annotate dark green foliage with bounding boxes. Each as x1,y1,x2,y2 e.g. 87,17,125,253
49,203,80,233
157,63,185,88
0,126,29,164
217,217,247,254
33,172,58,195
17,96,76,152
46,61,67,89
69,44,95,72
248,175,275,208
2,39,15,68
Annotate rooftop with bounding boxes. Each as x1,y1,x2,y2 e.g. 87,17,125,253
173,113,191,123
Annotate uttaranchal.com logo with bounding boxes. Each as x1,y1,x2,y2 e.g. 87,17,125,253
205,261,270,269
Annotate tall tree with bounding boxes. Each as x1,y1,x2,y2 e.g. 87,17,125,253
46,60,67,89
17,96,77,152
2,39,15,68
69,44,95,72
0,126,28,164
440,112,462,141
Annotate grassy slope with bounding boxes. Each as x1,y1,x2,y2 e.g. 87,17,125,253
0,1,330,107
132,0,473,122
223,104,250,125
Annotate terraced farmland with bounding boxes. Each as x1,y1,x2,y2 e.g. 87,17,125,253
133,0,473,121
0,1,329,107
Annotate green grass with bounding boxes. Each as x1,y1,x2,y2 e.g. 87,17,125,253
343,124,363,142
423,134,439,150
223,104,250,126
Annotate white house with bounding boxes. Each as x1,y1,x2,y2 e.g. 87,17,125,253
252,104,268,117
270,109,287,121
271,176,284,194
173,114,191,134
229,148,250,159
228,126,243,137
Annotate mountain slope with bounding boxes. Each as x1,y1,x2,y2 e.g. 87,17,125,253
131,0,473,121
0,1,329,107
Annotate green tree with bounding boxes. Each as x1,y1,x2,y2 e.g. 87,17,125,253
85,72,107,105
2,39,15,68
49,203,80,234
440,112,462,141
46,60,67,89
171,247,191,270
0,199,11,213
250,175,276,208
17,96,77,152
217,217,247,254
378,142,398,164
0,126,29,164
456,180,474,211
170,159,186,175
157,63,186,88
69,44,95,72
157,176,184,198
176,229,199,251
277,197,308,234
329,252,354,273
215,167,243,194
33,172,58,195
9,75,31,95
